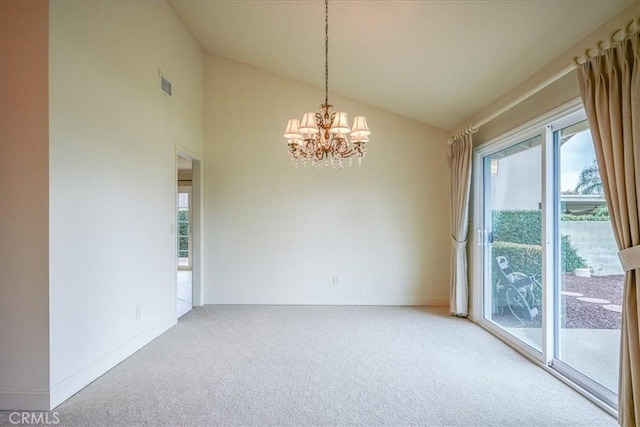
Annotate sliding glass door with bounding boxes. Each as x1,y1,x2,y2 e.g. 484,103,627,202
482,134,543,354
475,104,622,408
552,117,621,407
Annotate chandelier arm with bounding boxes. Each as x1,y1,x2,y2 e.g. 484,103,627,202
337,138,349,153
337,140,367,159
333,137,351,156
338,148,355,158
298,145,309,158
302,139,316,159
353,143,367,158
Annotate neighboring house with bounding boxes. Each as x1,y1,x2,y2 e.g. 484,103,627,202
561,194,607,214
490,143,542,211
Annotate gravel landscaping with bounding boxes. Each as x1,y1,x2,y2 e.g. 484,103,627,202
562,273,623,329
491,273,624,329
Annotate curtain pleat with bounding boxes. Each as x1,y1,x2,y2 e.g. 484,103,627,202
577,33,640,426
448,132,473,316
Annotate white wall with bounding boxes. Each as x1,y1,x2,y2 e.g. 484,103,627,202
0,0,50,411
203,55,451,306
474,73,580,145
562,221,623,276
49,0,203,407
463,3,638,144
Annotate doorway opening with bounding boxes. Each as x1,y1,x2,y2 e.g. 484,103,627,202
176,149,203,318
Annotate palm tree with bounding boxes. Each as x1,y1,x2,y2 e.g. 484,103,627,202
574,160,603,195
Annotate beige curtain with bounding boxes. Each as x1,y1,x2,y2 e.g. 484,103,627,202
577,33,639,425
448,131,473,316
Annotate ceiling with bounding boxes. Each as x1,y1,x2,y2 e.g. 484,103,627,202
169,0,632,131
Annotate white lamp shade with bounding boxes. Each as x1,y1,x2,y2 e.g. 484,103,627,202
350,116,370,138
330,112,351,134
351,136,369,143
299,112,319,134
283,119,303,139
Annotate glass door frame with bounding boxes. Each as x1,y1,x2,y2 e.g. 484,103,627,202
471,98,618,414
548,110,618,409
474,123,550,364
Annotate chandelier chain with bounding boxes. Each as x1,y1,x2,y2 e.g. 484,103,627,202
281,0,369,169
325,0,329,106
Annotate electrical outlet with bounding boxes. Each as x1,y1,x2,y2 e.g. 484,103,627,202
135,305,142,320
332,276,339,286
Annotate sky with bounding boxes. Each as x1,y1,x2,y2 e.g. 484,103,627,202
560,130,596,193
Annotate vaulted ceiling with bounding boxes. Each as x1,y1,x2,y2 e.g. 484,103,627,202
169,0,633,131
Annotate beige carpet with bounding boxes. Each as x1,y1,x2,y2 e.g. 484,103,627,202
0,306,616,426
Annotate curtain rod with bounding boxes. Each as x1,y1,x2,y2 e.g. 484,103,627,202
450,17,640,142
470,64,575,132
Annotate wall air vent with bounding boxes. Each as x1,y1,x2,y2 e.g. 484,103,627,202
160,72,172,97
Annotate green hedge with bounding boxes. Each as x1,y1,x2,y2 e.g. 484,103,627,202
492,237,586,277
561,235,587,272
492,210,541,245
492,241,542,278
178,210,189,253
491,210,587,273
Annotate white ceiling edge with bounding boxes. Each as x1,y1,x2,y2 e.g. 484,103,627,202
169,0,634,132
452,3,639,137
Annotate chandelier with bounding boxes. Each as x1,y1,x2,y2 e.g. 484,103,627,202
282,0,371,168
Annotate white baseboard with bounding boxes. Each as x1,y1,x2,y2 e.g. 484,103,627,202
49,316,176,409
204,296,448,306
0,390,50,411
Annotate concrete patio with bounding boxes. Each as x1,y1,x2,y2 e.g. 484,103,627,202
507,327,619,392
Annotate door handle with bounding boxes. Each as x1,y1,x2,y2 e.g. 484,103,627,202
477,229,493,246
